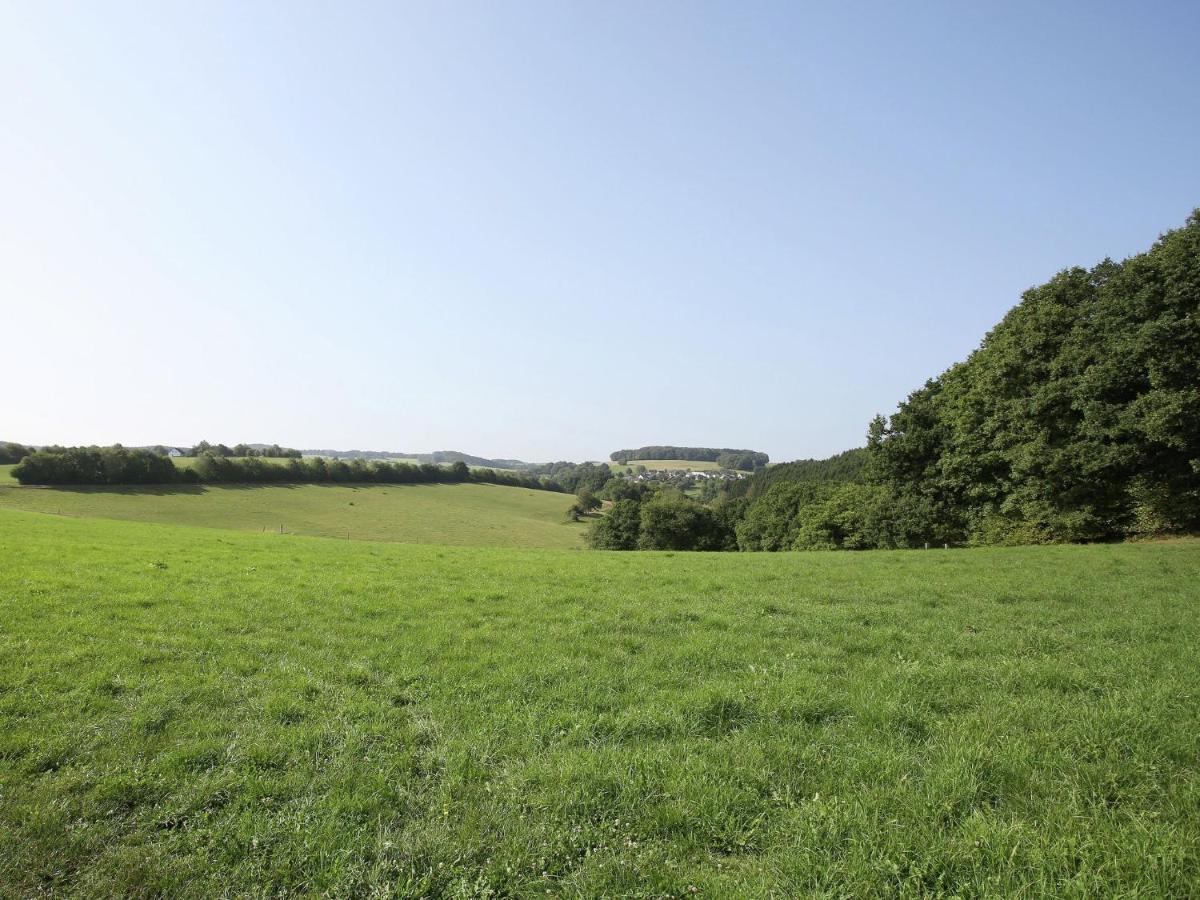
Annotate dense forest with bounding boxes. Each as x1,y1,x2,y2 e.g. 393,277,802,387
864,209,1199,546
609,446,769,469
731,448,867,497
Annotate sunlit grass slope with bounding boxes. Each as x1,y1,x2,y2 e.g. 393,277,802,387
1,510,1197,896
0,464,15,485
0,482,585,549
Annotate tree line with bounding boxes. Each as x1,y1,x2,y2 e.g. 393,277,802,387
11,447,561,492
585,491,743,551
176,441,302,458
522,461,613,493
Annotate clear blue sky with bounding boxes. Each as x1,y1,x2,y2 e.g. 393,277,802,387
3,1,1197,462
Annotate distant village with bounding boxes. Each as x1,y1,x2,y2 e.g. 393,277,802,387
622,466,748,486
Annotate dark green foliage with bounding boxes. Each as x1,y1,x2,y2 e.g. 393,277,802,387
792,483,949,550
585,499,643,548
0,442,32,464
610,446,769,467
708,496,749,550
601,478,654,503
702,212,1200,552
868,210,1200,544
13,446,178,485
567,489,602,521
734,448,868,499
185,441,301,458
735,482,835,550
637,494,728,550
524,461,613,494
715,450,768,471
587,493,735,551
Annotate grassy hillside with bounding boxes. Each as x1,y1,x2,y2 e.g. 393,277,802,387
0,464,15,485
2,510,1197,896
0,482,584,549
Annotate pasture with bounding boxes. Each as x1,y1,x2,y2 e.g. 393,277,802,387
0,482,585,549
0,464,15,485
1,509,1197,897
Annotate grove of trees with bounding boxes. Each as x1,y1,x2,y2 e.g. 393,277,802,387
585,491,740,551
12,446,179,485
182,442,302,458
862,209,1199,546
0,442,33,464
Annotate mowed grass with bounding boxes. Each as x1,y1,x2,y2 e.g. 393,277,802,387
1,511,1197,897
0,483,585,549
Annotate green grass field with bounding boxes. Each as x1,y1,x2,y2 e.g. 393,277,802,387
0,464,15,485
2,509,1197,896
0,483,586,549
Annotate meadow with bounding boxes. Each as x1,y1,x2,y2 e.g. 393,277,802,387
1,509,1197,897
0,482,585,549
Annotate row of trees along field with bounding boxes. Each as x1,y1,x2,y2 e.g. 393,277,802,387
609,446,769,470
11,448,561,492
176,441,302,458
2,442,303,464
586,210,1200,550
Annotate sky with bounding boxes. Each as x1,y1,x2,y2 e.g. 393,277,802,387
2,1,1198,462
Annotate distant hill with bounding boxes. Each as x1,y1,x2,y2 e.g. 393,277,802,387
426,450,528,469
302,448,528,470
